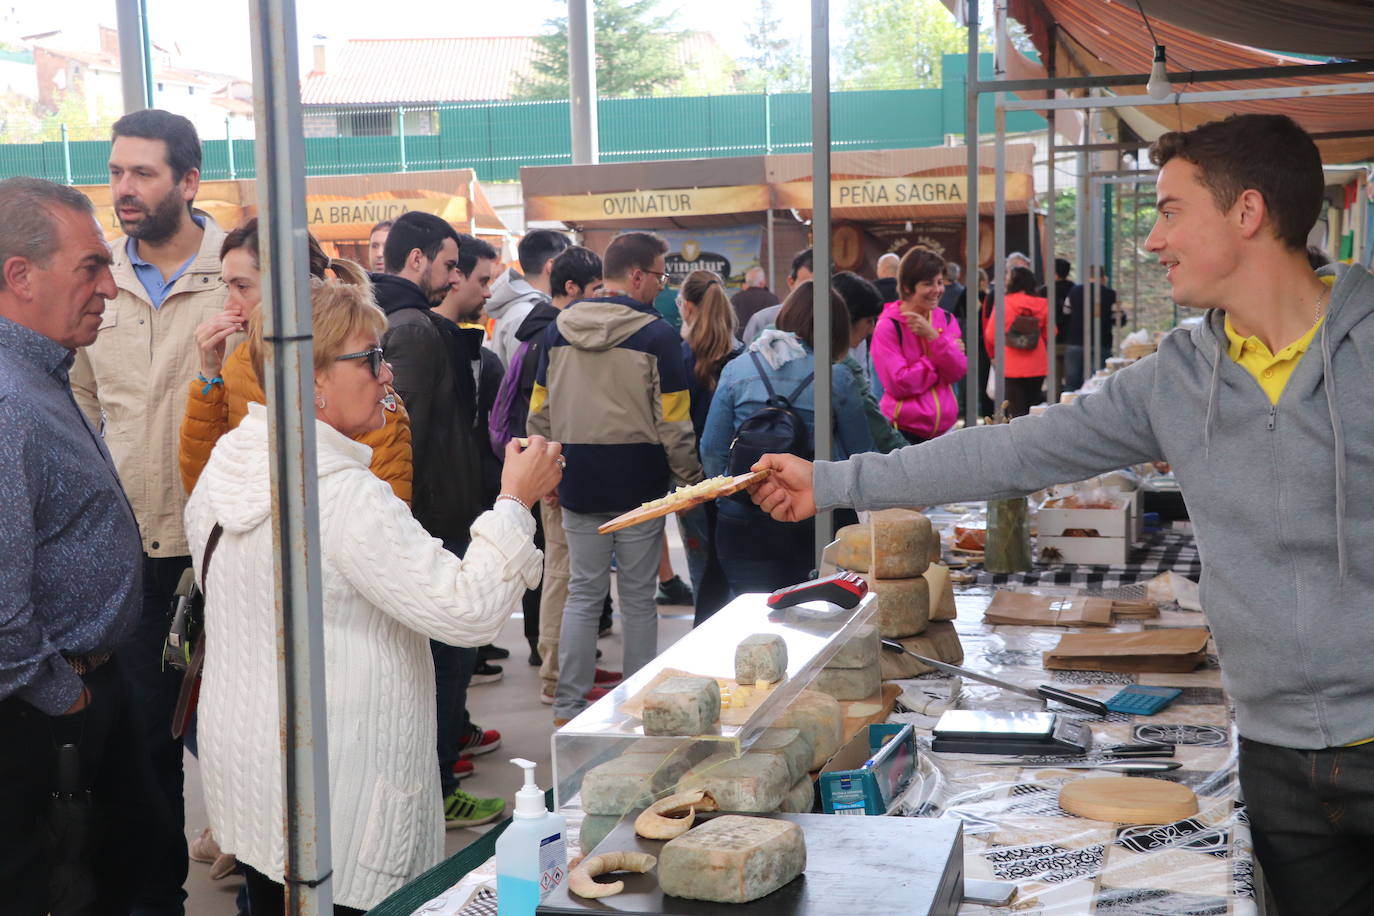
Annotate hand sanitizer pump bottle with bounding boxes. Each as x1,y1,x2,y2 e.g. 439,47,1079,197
495,758,566,915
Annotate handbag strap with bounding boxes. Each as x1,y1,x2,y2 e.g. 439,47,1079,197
200,523,224,594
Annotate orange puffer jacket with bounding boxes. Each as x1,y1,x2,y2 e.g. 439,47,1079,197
179,340,413,503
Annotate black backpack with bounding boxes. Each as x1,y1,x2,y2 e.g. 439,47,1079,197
727,352,814,500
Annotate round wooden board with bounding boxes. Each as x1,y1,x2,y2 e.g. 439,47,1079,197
1059,776,1198,824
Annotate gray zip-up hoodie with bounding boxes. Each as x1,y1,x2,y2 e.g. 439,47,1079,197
486,268,548,368
816,263,1374,750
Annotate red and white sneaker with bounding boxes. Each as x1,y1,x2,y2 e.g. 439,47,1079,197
458,725,501,757
593,668,622,685
452,757,475,780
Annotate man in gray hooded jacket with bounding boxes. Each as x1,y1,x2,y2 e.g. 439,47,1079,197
749,114,1374,915
486,229,569,367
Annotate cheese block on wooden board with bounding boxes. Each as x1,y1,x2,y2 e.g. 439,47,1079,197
580,752,693,815
812,662,882,701
747,727,814,785
828,624,879,669
924,563,958,621
779,776,816,813
1058,776,1198,824
867,575,931,638
716,679,780,727
735,633,788,684
658,815,807,904
840,684,902,744
677,752,792,813
833,509,934,579
773,690,844,771
878,621,964,680
643,675,721,736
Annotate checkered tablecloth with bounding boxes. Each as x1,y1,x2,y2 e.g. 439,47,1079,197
969,529,1201,589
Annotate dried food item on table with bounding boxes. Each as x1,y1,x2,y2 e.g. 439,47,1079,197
643,675,721,736
735,633,788,684
569,850,658,899
634,788,720,840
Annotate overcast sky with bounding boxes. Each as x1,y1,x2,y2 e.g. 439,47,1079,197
11,0,819,79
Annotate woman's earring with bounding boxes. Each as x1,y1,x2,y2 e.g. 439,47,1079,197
315,395,327,410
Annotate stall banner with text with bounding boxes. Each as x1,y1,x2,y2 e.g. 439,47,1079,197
526,185,771,223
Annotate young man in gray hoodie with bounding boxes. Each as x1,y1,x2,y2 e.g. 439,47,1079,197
486,229,569,367
750,113,1374,915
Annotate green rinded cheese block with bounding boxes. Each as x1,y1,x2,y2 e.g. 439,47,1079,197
747,727,814,785
735,633,789,684
833,509,934,579
773,690,843,770
677,752,792,813
659,815,807,904
643,675,722,736
828,624,879,669
779,776,816,814
878,620,965,680
579,752,692,815
867,575,931,638
812,662,881,701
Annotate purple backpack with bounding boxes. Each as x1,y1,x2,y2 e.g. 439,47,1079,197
488,338,532,459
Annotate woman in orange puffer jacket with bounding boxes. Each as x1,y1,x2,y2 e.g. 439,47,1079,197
178,219,412,501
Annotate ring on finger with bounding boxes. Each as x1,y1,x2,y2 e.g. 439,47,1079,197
555,455,566,469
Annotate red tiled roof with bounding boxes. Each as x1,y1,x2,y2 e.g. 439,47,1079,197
300,32,736,106
301,37,540,105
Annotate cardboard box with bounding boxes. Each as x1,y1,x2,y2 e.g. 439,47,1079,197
817,723,916,815
1037,497,1131,537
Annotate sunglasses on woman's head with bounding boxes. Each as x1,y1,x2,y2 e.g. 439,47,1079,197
335,346,386,378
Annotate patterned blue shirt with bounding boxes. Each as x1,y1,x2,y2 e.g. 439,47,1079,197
0,315,142,713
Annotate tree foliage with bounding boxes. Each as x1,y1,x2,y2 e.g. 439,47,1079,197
838,0,986,91
737,0,808,92
516,0,687,99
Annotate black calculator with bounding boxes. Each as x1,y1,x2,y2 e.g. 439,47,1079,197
1105,685,1182,716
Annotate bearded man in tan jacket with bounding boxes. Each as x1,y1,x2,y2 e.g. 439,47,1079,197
70,108,227,914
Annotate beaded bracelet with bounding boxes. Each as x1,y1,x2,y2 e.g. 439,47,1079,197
495,493,530,513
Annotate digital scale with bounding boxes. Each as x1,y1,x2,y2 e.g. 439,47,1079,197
931,709,1094,756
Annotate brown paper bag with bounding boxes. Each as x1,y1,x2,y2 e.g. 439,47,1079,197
1043,628,1210,672
983,592,1115,627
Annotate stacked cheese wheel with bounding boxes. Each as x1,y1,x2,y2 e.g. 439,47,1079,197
833,509,965,679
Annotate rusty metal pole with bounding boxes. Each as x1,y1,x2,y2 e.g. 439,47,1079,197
247,0,333,911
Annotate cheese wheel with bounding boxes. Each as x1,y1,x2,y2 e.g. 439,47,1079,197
580,753,692,815
878,621,964,680
773,690,843,770
925,563,958,621
659,815,807,903
868,575,931,638
779,776,816,814
812,663,881,701
833,509,933,578
677,752,791,813
747,727,814,785
735,633,788,684
828,624,879,669
643,676,721,736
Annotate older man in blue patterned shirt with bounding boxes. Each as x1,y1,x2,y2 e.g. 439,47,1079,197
0,176,158,912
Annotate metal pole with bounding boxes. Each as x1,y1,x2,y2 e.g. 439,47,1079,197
1088,177,1100,375
568,0,599,164
963,0,980,426
397,106,408,172
811,0,833,562
1044,27,1058,405
1077,111,1089,382
114,0,153,112
992,0,1008,420
247,0,333,910
225,117,236,180
60,123,73,185
1131,182,1140,331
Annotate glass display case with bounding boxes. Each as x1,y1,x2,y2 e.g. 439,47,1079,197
550,590,877,812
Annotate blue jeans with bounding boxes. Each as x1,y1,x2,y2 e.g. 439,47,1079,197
1238,737,1374,915
119,554,191,916
714,509,816,597
1063,344,1085,392
432,641,477,798
556,510,664,720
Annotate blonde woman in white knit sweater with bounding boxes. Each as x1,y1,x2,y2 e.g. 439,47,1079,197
184,278,561,913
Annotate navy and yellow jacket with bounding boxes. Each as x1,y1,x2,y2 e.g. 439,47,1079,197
527,295,703,514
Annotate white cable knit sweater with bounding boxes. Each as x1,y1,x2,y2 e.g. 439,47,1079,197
184,403,542,909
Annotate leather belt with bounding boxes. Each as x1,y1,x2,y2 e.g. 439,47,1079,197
64,652,111,677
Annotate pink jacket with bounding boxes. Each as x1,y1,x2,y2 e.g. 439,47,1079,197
871,300,967,439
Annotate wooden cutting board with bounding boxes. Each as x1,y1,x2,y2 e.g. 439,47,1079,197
599,470,771,534
1058,776,1198,824
838,684,902,748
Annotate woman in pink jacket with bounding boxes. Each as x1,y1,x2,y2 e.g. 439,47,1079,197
871,248,968,443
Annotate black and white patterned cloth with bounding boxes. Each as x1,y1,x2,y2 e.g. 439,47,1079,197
969,529,1201,588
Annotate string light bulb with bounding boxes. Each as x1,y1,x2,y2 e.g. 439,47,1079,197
1146,44,1172,100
